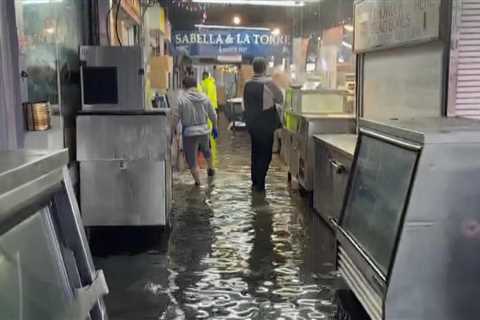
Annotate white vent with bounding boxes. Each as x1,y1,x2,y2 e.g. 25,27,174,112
450,1,480,119
338,245,383,320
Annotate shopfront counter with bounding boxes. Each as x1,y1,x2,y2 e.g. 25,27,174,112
313,134,357,226
337,118,480,320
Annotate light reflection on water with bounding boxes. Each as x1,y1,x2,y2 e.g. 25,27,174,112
161,129,341,320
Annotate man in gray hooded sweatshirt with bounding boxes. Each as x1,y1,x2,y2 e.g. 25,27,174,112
176,76,218,186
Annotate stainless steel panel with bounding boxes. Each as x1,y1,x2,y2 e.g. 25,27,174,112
313,138,354,224
81,161,167,226
314,141,334,218
0,149,67,195
289,132,300,178
0,208,73,319
338,118,480,320
386,140,480,319
80,46,144,111
53,168,108,319
279,128,291,165
363,42,444,119
297,117,355,191
338,246,383,320
77,115,169,161
361,117,480,144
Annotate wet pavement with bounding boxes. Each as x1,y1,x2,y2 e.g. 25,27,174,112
91,122,342,320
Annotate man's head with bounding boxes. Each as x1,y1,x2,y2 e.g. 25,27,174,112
202,71,210,80
183,76,197,89
252,57,267,75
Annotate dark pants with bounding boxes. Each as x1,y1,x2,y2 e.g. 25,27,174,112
249,129,274,190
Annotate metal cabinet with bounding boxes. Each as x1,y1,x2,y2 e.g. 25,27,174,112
77,112,172,227
296,115,355,191
81,160,168,226
313,135,357,225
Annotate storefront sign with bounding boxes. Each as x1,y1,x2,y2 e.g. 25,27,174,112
354,0,442,52
173,29,291,58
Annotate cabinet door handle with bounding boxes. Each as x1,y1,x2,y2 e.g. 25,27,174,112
329,159,346,174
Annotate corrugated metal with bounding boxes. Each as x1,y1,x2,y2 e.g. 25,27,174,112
453,1,480,118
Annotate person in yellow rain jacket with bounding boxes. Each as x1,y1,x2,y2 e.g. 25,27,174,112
199,71,219,163
200,71,218,110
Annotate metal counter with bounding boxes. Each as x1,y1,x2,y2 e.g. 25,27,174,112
313,134,357,226
284,111,355,191
0,150,108,320
77,112,172,226
337,118,480,320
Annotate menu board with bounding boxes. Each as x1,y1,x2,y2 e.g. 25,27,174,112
354,0,442,52
341,133,420,274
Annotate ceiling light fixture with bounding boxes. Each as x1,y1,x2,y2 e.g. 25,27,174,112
233,15,241,25
192,0,305,7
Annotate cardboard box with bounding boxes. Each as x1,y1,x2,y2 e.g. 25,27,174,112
149,56,171,89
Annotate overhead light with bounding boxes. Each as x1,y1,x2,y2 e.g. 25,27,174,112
195,24,271,31
344,24,354,32
272,28,281,36
233,15,241,25
193,0,305,7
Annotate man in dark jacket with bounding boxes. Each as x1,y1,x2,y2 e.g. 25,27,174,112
244,57,284,192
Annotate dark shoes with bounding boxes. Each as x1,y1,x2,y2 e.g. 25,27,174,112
207,169,216,177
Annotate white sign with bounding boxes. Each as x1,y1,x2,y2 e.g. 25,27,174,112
354,0,442,52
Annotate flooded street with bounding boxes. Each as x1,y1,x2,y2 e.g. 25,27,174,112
92,122,341,320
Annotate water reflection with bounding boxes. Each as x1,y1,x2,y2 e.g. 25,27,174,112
93,123,340,320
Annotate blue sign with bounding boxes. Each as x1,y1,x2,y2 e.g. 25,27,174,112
173,29,291,58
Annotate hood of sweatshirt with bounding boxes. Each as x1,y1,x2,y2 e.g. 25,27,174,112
178,89,210,105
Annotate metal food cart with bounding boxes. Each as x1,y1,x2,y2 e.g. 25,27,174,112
337,118,480,320
77,46,172,227
0,149,108,319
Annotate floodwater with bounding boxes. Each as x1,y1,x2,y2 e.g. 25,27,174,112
92,123,342,320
